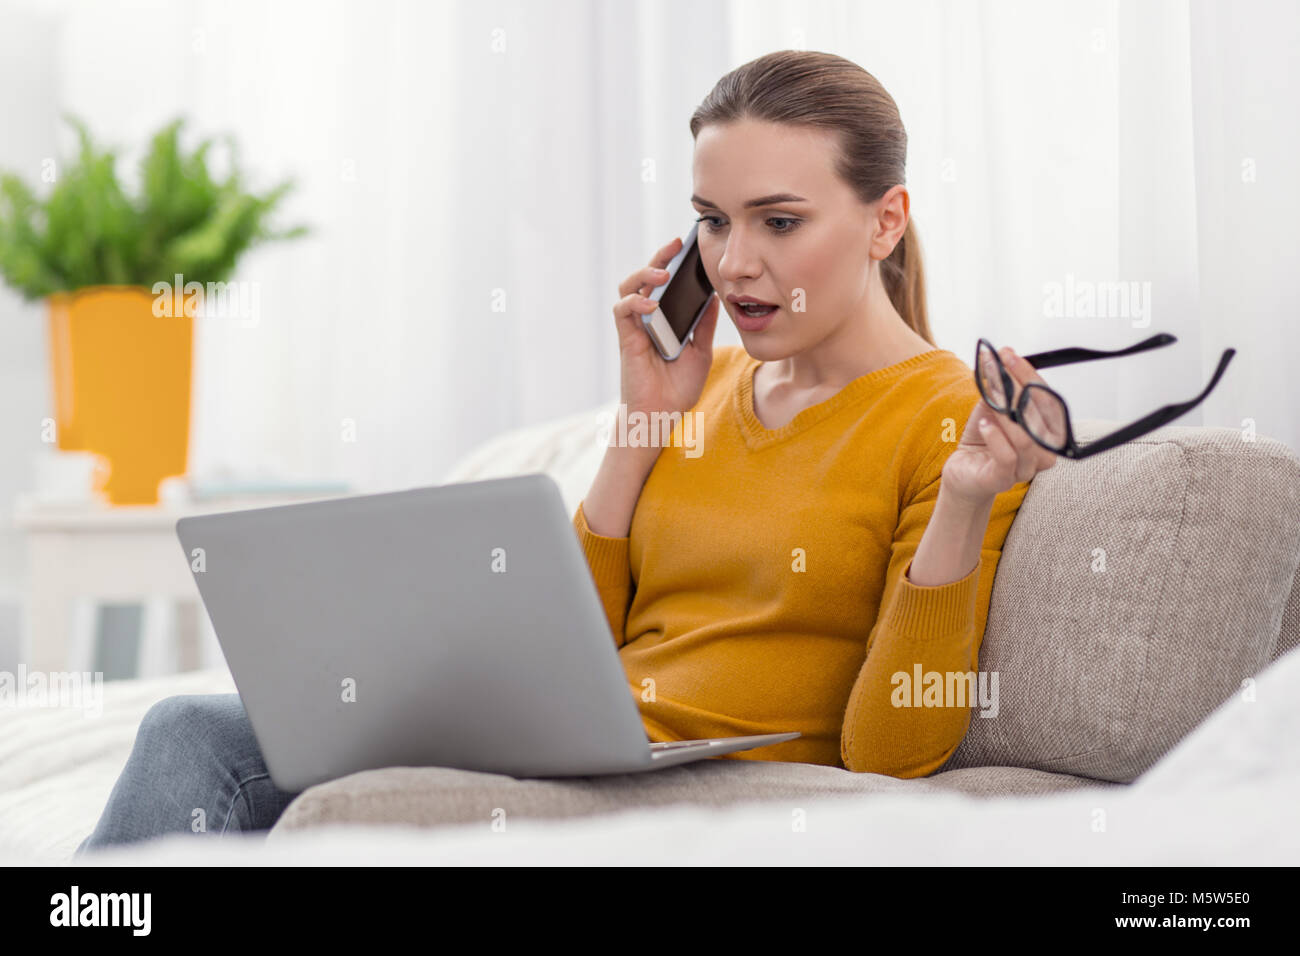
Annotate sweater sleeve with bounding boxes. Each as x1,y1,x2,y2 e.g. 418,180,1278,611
839,449,1028,778
571,500,634,648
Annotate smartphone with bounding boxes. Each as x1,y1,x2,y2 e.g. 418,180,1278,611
641,221,715,361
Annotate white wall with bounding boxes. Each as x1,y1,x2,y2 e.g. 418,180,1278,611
0,2,60,670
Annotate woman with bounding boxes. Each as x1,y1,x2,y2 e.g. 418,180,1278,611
576,49,1054,775
78,50,1055,852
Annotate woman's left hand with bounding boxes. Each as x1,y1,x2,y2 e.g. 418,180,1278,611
941,345,1059,506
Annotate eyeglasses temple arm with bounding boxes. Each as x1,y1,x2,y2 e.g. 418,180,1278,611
1023,333,1178,370
1073,349,1237,456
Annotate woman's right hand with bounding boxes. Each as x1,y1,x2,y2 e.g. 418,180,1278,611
612,236,721,422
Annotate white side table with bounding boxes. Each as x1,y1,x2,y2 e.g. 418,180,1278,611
14,491,345,678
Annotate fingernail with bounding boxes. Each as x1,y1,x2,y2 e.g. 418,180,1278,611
654,269,669,276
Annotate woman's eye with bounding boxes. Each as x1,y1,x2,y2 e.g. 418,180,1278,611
694,215,801,235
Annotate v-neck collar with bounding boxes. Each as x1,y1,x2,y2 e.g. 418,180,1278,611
734,348,949,450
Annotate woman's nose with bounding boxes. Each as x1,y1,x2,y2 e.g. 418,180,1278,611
717,236,759,281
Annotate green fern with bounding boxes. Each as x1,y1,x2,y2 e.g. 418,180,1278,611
0,114,308,301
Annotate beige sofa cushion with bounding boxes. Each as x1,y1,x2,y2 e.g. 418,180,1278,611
270,760,1117,835
1277,559,1300,661
941,419,1300,783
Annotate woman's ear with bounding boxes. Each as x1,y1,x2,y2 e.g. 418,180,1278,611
868,185,910,260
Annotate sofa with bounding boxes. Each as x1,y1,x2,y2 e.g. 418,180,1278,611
2,402,1298,864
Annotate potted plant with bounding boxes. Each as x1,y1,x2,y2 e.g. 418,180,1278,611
0,115,308,504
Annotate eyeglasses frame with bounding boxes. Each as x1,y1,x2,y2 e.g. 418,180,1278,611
974,333,1237,460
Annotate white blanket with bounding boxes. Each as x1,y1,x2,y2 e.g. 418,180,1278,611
2,647,1297,865
0,668,238,861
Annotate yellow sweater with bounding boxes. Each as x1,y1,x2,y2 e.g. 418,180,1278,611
571,344,1029,777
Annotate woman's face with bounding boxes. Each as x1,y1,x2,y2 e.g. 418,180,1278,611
691,118,905,356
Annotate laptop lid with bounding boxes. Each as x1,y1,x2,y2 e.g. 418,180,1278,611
175,473,655,790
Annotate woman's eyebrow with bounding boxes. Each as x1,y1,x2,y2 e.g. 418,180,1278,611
691,193,809,209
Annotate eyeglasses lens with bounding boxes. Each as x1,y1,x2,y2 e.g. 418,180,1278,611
1021,386,1069,451
977,342,1009,411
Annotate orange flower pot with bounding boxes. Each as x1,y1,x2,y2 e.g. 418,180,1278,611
46,286,193,505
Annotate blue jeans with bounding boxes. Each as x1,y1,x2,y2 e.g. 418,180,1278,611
75,694,302,854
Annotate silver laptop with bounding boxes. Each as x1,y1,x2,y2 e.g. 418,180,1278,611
175,473,799,791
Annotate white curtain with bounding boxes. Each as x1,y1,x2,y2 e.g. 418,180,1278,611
14,0,1300,500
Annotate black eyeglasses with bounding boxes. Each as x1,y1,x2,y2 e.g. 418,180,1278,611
975,333,1236,460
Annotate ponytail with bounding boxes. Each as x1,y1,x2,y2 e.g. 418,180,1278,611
881,218,933,346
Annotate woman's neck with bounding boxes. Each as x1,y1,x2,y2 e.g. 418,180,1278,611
765,292,932,393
